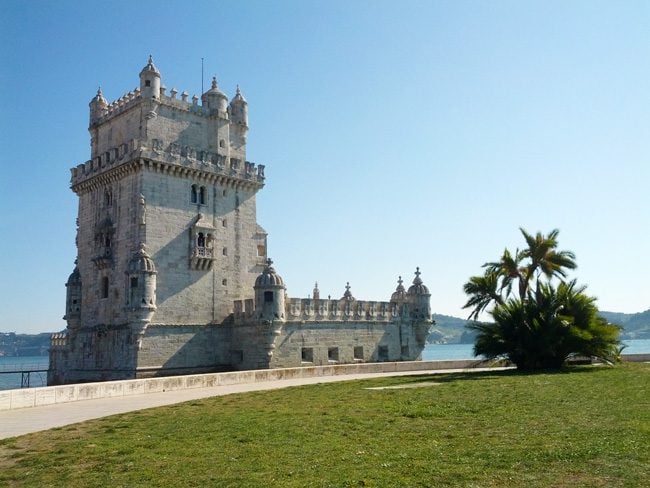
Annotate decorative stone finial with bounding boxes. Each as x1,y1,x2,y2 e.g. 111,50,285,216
413,267,422,285
342,282,354,300
266,257,273,267
212,76,217,89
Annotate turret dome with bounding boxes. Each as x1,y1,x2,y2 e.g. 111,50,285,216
390,276,406,302
127,244,157,274
90,87,108,106
255,258,285,288
66,265,81,286
231,85,247,104
407,267,429,295
140,55,160,76
202,76,228,111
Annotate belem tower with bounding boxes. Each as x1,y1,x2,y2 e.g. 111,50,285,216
48,57,432,385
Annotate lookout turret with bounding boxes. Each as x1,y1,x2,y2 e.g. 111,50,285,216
254,258,286,322
139,55,161,99
201,76,229,113
229,85,248,126
64,263,82,331
89,87,108,127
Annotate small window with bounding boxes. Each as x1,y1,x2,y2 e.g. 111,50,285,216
301,347,313,363
101,277,109,299
354,346,364,360
222,189,227,197
130,277,138,288
190,184,198,204
197,232,205,247
257,245,265,257
264,291,274,303
104,189,112,207
328,347,339,362
378,346,389,361
222,279,227,286
199,186,206,205
222,247,227,256
219,139,225,148
222,219,227,228
145,80,151,87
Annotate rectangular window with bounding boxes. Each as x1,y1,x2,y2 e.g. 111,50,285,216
222,247,228,256
101,277,109,299
328,347,339,362
130,277,138,288
264,291,274,303
378,345,389,361
222,279,227,286
354,346,364,360
301,347,313,363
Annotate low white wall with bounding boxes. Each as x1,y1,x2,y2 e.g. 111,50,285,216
3,355,646,412
0,359,478,411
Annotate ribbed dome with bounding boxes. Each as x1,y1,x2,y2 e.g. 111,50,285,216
204,76,228,99
127,244,157,273
255,258,285,287
390,276,406,302
91,87,107,106
67,266,81,286
230,85,247,104
140,55,160,76
407,267,429,295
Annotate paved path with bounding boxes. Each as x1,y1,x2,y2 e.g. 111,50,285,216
0,367,505,439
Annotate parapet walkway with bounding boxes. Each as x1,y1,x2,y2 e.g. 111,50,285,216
1,362,504,439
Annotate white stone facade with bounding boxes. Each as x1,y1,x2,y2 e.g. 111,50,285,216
49,58,431,385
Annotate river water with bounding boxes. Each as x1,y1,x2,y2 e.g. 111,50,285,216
1,339,649,391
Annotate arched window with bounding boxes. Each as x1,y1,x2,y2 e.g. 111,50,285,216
190,184,198,204
199,186,206,205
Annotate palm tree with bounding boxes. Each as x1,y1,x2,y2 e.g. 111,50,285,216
463,228,620,370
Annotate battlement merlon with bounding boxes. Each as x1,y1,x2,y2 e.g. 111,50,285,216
232,297,433,325
69,139,265,194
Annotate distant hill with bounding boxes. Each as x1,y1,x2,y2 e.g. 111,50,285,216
600,309,650,340
428,308,650,344
429,313,481,344
0,332,52,357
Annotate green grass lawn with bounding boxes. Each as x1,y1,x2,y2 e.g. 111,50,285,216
1,363,649,487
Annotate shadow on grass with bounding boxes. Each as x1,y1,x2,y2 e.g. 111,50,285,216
378,364,606,386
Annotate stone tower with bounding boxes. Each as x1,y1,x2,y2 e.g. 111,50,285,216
50,57,267,384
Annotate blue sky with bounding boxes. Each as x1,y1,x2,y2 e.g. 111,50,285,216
1,0,648,334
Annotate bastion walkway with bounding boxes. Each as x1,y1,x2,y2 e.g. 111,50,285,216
1,360,505,439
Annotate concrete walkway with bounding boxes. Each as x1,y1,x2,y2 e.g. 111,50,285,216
0,367,501,439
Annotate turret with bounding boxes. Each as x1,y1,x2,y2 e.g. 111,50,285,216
406,267,431,320
125,244,157,346
201,76,228,113
229,85,248,126
89,87,108,126
254,258,286,322
139,55,161,99
64,263,82,330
